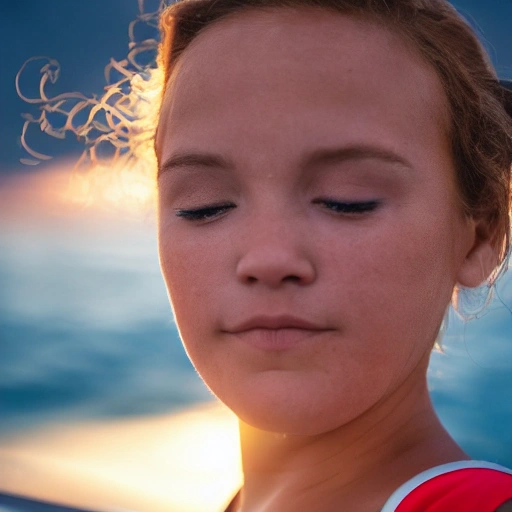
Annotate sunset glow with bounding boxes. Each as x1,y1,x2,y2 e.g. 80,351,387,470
0,159,157,220
0,403,243,512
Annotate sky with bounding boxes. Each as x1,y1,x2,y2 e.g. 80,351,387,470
0,1,511,174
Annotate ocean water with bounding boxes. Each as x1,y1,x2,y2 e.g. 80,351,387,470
0,198,212,434
0,169,511,469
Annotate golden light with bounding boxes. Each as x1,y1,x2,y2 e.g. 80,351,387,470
67,158,157,213
0,160,156,220
0,402,243,512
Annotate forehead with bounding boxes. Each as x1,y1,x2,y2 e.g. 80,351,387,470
157,7,449,161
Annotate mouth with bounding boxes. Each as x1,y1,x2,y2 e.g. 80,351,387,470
224,315,333,351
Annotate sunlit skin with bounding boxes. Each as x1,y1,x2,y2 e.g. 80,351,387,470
156,8,497,511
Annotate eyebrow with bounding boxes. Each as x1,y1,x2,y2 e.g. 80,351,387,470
158,144,413,178
158,152,233,178
301,145,413,172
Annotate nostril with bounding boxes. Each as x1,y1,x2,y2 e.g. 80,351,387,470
244,274,304,285
284,275,301,283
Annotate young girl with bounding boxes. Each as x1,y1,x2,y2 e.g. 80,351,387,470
153,0,512,510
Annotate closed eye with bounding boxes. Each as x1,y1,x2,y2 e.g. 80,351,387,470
175,203,236,221
314,199,381,214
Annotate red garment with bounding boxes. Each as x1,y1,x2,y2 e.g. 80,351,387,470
382,461,512,512
224,461,512,511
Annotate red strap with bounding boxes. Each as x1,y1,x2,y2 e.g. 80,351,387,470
395,468,512,512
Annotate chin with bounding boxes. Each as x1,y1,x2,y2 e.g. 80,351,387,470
219,385,370,437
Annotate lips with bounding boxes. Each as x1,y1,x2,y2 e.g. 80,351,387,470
228,314,326,332
224,315,332,351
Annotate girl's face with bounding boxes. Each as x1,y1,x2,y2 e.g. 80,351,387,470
157,9,483,435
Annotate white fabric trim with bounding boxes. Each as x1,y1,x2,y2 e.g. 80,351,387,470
380,460,512,512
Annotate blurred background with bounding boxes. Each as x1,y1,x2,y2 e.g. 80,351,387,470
0,1,511,511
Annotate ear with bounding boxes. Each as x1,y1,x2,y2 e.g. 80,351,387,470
456,216,500,288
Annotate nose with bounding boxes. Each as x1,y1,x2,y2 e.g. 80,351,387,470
235,225,316,288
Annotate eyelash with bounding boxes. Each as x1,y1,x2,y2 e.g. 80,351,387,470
314,199,381,214
175,203,236,221
174,199,380,221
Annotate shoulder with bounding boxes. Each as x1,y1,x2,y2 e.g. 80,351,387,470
381,461,512,512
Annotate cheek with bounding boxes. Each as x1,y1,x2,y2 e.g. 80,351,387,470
320,211,461,341
158,223,229,338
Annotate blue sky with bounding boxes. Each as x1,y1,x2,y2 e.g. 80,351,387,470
1,1,511,174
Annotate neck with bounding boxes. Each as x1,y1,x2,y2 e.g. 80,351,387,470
235,367,468,512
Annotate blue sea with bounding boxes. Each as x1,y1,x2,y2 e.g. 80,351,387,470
0,169,511,468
